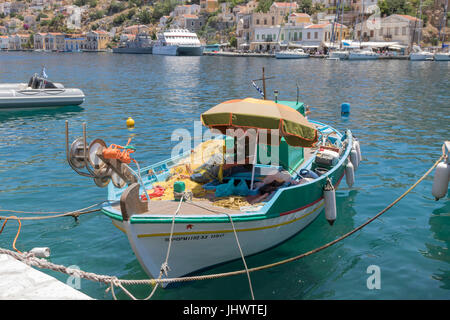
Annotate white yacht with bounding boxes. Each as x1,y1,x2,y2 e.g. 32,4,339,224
434,52,450,61
348,49,379,60
152,29,203,56
275,49,309,59
409,45,434,61
328,50,349,60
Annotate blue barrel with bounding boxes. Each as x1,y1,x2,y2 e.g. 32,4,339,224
341,103,350,116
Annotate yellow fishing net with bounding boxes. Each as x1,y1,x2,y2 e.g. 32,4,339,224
144,139,258,210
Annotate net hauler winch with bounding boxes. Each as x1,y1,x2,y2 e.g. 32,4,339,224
65,121,138,189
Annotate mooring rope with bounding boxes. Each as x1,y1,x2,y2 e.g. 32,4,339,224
0,202,105,220
0,154,445,299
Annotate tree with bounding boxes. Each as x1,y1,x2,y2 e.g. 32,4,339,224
229,35,237,48
138,9,152,24
298,0,313,14
256,0,273,13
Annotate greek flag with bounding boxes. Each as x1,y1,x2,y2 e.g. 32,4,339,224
252,81,264,98
42,67,48,79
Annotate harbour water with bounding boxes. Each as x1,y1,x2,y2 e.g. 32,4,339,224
0,52,448,300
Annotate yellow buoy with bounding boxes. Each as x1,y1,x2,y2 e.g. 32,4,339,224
126,117,135,128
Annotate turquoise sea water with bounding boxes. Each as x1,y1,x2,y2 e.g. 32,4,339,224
0,52,448,300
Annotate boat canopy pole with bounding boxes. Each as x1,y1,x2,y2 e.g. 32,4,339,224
250,131,259,190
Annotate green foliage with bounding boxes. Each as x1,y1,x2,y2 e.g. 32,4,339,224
74,0,88,6
229,35,237,47
229,0,245,10
297,0,313,14
378,0,434,17
89,10,104,20
113,13,127,26
129,0,144,6
256,0,273,13
37,12,48,21
151,0,178,23
108,1,126,15
138,9,152,24
89,0,98,8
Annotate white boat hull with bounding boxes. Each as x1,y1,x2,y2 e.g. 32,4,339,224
152,45,203,56
329,51,349,60
111,199,325,282
409,52,434,61
0,87,85,108
434,52,450,61
348,52,379,60
275,52,309,59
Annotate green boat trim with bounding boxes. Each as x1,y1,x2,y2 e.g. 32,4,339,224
101,121,352,225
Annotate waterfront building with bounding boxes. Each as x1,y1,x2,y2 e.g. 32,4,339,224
0,36,9,50
8,34,31,50
65,34,86,52
84,30,111,52
34,32,46,50
45,33,66,52
236,12,253,48
303,22,350,49
354,14,422,46
250,22,350,52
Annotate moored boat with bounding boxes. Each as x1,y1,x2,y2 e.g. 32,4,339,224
434,52,450,61
275,49,309,59
409,46,434,61
152,29,203,56
328,50,349,60
348,49,379,60
66,88,360,283
0,70,85,109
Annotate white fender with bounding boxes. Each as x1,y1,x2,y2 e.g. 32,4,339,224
324,183,337,225
350,148,359,171
345,160,355,188
354,140,362,163
30,247,51,258
432,161,449,200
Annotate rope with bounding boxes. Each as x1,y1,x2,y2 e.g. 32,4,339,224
223,212,255,300
0,155,444,299
118,153,446,286
0,202,105,221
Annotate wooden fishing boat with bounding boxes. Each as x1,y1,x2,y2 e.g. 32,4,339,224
65,81,360,284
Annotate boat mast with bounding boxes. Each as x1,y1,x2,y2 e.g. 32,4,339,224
410,4,420,50
418,0,423,46
438,0,449,49
330,0,340,50
359,0,364,48
340,0,344,50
